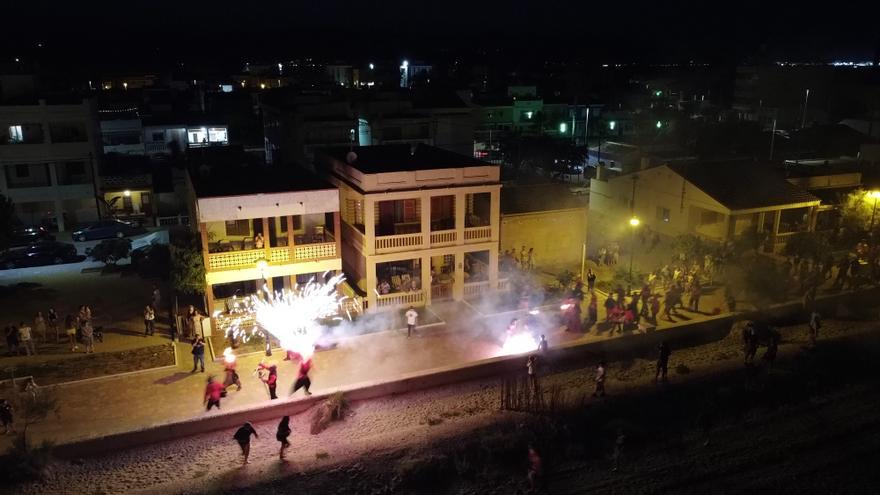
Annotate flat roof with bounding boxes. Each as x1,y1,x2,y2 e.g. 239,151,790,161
190,165,335,198
321,144,494,174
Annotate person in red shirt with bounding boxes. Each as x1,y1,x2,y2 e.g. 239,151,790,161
291,357,313,396
259,363,278,399
204,375,224,411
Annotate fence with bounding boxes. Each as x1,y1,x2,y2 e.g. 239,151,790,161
157,215,190,227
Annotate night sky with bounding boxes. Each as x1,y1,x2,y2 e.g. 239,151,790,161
4,1,879,66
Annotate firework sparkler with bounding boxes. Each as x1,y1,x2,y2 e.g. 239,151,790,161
215,272,351,360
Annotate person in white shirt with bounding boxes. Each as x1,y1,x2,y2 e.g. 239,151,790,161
405,306,418,337
18,322,35,356
144,304,156,336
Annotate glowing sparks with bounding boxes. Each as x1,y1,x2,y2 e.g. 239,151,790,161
216,272,350,360
559,303,573,311
223,347,236,364
500,332,538,356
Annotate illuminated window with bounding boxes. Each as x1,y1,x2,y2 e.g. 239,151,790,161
208,127,228,143
188,128,208,145
656,206,670,223
8,125,23,143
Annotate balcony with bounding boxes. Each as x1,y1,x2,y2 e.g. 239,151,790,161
464,226,491,243
375,232,424,253
375,290,425,309
207,242,337,271
429,229,456,246
463,281,491,299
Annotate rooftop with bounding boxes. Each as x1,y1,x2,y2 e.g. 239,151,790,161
667,161,819,210
190,165,335,199
322,144,493,174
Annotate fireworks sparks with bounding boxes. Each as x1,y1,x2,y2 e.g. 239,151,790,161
216,272,350,359
223,347,236,364
500,331,539,355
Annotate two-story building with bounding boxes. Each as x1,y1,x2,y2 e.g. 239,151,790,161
187,166,342,318
317,144,502,311
0,98,101,231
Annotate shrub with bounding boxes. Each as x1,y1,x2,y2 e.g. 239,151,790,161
310,392,348,434
86,238,132,265
0,435,56,483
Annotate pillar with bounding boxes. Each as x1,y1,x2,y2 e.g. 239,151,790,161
453,251,465,300
490,187,501,241
488,249,499,290
262,217,271,259
420,193,431,248
455,192,465,244
287,215,295,260
333,211,341,255
54,198,66,232
366,258,377,309
199,222,210,273
364,197,376,255
421,254,432,306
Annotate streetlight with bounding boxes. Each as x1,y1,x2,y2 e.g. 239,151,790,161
869,190,880,232
628,216,640,286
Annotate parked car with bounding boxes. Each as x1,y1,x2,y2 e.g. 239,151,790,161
72,219,143,242
0,241,78,269
10,226,55,247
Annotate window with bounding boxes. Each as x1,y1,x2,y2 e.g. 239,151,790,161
188,128,208,144
225,220,250,236
8,125,23,143
656,206,670,223
208,127,228,143
15,164,29,178
700,210,721,225
151,131,165,142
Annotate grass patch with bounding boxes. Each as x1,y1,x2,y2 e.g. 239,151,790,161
315,451,329,460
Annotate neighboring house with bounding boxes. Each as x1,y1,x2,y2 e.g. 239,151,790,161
317,144,503,311
0,98,101,231
143,116,229,157
99,107,145,155
589,161,821,252
186,165,341,321
500,183,588,272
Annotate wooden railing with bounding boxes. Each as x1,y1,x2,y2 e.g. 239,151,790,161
496,278,511,291
207,249,266,271
463,281,491,299
207,243,337,271
430,229,457,246
269,247,290,263
464,226,492,242
375,232,424,253
375,290,425,308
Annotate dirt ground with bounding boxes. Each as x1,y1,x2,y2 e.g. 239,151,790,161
6,313,880,495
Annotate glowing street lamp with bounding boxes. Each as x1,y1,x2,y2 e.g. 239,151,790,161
628,216,640,284
559,122,567,133
869,190,880,231
629,217,640,227
608,120,616,131
655,120,662,129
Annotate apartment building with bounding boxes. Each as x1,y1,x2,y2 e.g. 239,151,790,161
0,98,101,231
317,144,503,311
187,166,342,318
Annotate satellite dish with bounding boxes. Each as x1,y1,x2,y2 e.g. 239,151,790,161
346,151,358,164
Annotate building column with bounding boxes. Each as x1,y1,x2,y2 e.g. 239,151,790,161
421,255,432,306
488,249,499,291
263,217,271,260
757,212,766,232
490,188,501,241
287,215,295,261
421,193,431,249
366,258,377,310
808,206,818,232
205,283,217,336
333,211,342,256
199,222,211,273
772,210,782,236
453,251,465,300
364,197,376,255
455,193,465,245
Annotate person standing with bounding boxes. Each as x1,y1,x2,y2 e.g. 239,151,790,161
0,399,15,435
603,294,616,322
588,293,598,324
151,285,162,315
5,325,19,356
650,294,661,323
47,308,58,342
527,445,543,490
33,312,46,343
655,341,671,383
743,322,758,364
81,320,95,353
586,269,597,292
405,306,418,337
65,314,78,351
290,357,314,396
808,310,821,345
18,321,35,356
688,280,702,312
191,336,206,373
143,304,156,337
538,335,548,354
276,416,292,460
233,422,258,465
204,375,224,411
592,362,607,397
527,355,539,395
259,363,279,400
224,356,242,391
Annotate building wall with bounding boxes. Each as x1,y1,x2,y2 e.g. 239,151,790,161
500,207,588,271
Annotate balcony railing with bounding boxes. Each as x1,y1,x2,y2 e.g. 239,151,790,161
431,283,452,300
375,290,425,308
464,226,492,243
342,222,365,251
375,232,424,253
430,229,457,246
463,281,491,299
145,142,168,154
496,278,511,292
207,242,338,271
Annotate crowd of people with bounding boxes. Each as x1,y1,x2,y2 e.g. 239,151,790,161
3,305,100,356
500,245,536,272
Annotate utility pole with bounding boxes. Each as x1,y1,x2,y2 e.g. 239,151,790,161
801,89,810,129
769,118,777,160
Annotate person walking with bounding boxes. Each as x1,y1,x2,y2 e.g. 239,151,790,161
527,445,543,490
276,416,292,460
291,357,313,396
233,422,258,465
259,363,279,400
47,308,58,342
588,293,598,324
688,280,702,312
743,322,758,364
586,269,597,292
655,341,671,383
762,334,779,366
592,361,606,397
650,294,661,323
5,325,19,356
0,399,15,435
143,304,156,337
405,306,418,337
527,355,539,395
34,312,46,343
538,334,548,353
81,320,95,353
808,310,821,345
224,355,242,391
603,294,616,322
191,336,206,373
65,314,78,351
18,321,35,356
204,375,225,411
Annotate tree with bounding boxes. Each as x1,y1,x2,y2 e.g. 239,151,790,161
3,387,61,483
782,232,830,263
86,238,132,266
170,233,205,296
0,193,16,251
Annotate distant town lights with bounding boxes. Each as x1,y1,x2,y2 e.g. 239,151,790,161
656,120,662,129
609,121,616,130
559,122,567,133
369,63,375,70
